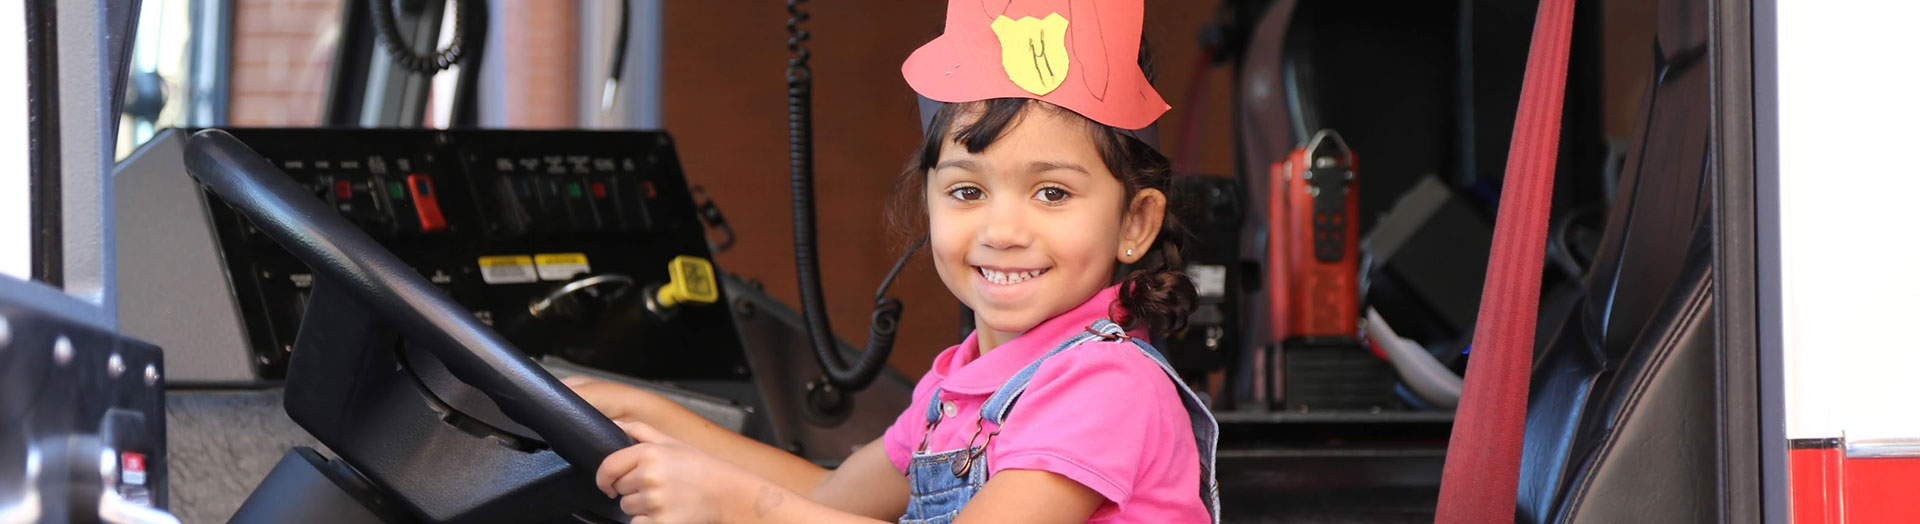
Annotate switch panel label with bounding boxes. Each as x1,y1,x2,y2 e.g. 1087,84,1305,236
479,255,538,284
535,253,592,281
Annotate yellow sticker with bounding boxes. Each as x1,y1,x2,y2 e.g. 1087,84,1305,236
991,13,1071,96
534,252,591,281
534,253,588,266
477,255,536,284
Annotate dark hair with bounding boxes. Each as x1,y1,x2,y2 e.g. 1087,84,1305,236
885,99,1197,337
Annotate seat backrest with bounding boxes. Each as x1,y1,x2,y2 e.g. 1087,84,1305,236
1521,223,1717,524
1517,0,1718,519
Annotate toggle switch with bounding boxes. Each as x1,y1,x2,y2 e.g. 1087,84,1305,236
407,174,448,233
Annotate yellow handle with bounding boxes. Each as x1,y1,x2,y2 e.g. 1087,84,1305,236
655,255,718,309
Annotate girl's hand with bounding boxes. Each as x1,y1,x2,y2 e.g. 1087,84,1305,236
596,420,776,524
562,375,664,423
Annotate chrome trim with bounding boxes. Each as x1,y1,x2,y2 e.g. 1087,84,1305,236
1844,438,1920,458
527,274,634,318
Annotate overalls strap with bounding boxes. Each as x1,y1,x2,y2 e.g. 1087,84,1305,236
923,386,945,425
978,319,1128,425
922,322,1110,426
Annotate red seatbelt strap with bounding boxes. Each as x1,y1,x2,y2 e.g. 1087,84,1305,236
1433,0,1576,521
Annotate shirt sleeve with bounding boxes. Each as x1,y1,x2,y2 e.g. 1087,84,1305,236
986,341,1181,510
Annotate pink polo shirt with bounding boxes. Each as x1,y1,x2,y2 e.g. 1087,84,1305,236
881,286,1209,523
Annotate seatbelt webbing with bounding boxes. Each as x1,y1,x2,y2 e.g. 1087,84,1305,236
1433,0,1576,521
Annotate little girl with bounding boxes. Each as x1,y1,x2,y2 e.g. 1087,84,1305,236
571,1,1219,522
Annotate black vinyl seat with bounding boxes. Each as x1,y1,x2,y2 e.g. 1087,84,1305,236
1518,0,1718,519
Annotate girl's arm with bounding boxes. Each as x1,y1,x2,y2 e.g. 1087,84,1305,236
952,471,1106,523
565,377,829,496
806,437,910,519
598,421,1097,524
568,376,913,520
717,466,1102,524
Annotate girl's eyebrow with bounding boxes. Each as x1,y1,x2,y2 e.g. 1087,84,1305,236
933,158,1089,176
1029,160,1090,176
934,159,980,172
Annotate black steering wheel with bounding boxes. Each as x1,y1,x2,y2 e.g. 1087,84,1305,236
182,129,632,521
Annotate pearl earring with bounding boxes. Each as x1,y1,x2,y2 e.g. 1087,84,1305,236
1126,248,1134,257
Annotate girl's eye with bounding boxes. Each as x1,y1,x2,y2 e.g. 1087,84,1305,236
1035,187,1070,203
949,187,985,201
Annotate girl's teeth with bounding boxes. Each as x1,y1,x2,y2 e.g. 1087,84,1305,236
980,267,1044,285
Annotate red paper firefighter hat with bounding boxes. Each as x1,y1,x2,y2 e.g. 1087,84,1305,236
904,0,1170,133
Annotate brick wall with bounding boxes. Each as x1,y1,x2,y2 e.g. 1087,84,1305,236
495,0,579,128
229,0,342,126
230,0,580,128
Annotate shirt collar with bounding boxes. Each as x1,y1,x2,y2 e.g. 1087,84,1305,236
933,285,1130,394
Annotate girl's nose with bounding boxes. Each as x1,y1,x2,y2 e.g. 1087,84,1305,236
977,200,1031,250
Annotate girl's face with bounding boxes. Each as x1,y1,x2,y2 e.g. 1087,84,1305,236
926,105,1164,345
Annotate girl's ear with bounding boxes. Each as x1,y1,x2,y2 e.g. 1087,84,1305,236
1119,188,1166,264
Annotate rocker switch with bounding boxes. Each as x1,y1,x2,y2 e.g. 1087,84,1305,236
407,174,448,233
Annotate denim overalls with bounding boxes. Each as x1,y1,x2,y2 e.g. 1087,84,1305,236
899,319,1221,524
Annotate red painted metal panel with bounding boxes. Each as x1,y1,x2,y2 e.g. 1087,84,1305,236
1791,445,1920,523
1842,456,1920,523
1790,447,1844,524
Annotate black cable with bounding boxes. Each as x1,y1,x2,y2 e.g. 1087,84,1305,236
448,0,487,126
602,0,632,111
876,238,928,304
787,0,912,393
371,0,466,75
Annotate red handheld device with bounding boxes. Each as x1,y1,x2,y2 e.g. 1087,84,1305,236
1267,130,1361,342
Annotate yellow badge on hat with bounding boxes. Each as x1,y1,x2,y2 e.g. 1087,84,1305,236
990,13,1070,96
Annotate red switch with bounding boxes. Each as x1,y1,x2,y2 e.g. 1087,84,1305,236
406,174,448,233
590,181,609,199
334,179,353,200
120,451,148,486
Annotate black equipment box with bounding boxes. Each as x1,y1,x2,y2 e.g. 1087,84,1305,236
1161,175,1245,379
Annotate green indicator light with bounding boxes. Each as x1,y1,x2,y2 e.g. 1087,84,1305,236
388,182,405,199
566,182,583,199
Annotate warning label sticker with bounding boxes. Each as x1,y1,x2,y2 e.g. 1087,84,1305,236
535,253,591,281
478,255,538,284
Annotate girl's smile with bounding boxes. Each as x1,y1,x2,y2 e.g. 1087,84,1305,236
971,265,1052,304
974,266,1050,285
